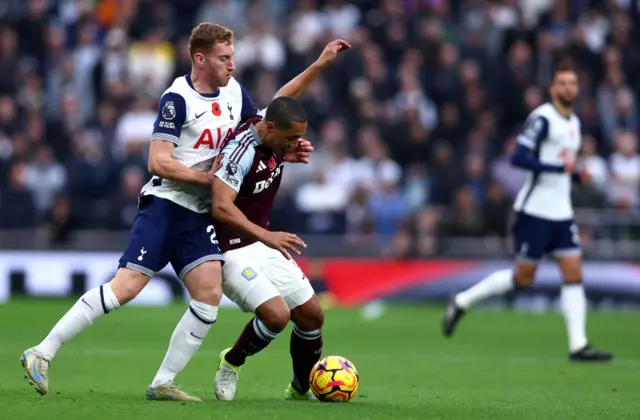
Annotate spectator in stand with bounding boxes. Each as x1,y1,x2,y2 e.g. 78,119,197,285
608,131,640,210
25,144,67,217
443,185,485,238
106,165,145,230
1,162,37,228
579,134,608,193
367,164,409,239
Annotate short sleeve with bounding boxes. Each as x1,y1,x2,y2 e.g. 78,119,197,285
517,116,549,149
214,136,256,192
152,92,187,144
240,84,260,123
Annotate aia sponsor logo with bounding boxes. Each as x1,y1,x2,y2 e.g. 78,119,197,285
194,127,233,149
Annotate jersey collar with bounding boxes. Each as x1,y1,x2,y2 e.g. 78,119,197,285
249,123,263,145
185,72,220,99
549,101,572,120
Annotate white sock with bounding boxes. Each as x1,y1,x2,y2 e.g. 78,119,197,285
35,284,120,360
561,283,588,352
455,269,514,310
151,300,218,388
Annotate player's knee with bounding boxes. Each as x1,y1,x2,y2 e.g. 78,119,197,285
257,299,291,333
299,307,324,331
192,284,222,306
557,256,582,283
184,261,223,305
513,274,533,289
561,262,582,283
513,264,536,289
109,269,149,304
291,298,324,331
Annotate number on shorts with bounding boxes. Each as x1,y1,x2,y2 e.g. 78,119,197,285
570,223,580,245
207,225,218,244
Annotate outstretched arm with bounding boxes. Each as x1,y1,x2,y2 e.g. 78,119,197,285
274,39,351,100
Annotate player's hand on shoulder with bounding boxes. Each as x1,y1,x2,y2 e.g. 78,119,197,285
261,231,307,260
208,153,225,184
316,39,351,68
285,139,314,164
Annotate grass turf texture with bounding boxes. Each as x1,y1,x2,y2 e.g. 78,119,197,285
1,300,638,420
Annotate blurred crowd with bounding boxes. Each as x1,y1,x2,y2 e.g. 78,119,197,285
1,0,640,254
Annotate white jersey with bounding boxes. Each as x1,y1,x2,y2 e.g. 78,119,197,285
513,103,581,220
141,74,260,213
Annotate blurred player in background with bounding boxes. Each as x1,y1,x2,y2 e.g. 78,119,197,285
209,97,322,401
21,22,348,401
442,62,613,362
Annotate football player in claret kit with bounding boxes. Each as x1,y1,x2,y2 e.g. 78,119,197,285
210,97,322,401
442,61,612,362
20,22,349,401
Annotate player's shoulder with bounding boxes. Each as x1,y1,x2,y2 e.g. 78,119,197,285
221,121,262,166
157,77,189,113
225,76,241,91
161,76,190,99
527,103,555,121
522,104,555,135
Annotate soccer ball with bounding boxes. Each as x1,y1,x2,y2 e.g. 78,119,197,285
309,355,359,402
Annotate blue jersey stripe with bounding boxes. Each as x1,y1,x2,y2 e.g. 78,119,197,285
229,131,255,163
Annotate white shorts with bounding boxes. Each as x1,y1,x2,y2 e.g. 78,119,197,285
222,242,315,313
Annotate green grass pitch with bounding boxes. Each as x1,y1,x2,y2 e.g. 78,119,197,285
1,299,638,420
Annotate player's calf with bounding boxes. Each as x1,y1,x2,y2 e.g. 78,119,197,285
225,297,290,367
556,255,612,361
150,261,222,394
512,260,536,289
289,296,324,395
557,255,587,352
109,268,153,304
184,261,224,306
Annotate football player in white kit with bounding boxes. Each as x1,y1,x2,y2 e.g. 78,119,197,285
20,23,349,400
442,62,612,362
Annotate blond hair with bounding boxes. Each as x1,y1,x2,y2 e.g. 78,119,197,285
189,23,234,58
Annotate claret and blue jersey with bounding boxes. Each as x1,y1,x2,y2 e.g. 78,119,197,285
213,121,286,253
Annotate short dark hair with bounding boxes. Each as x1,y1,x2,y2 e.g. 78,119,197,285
264,96,307,129
553,58,576,78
